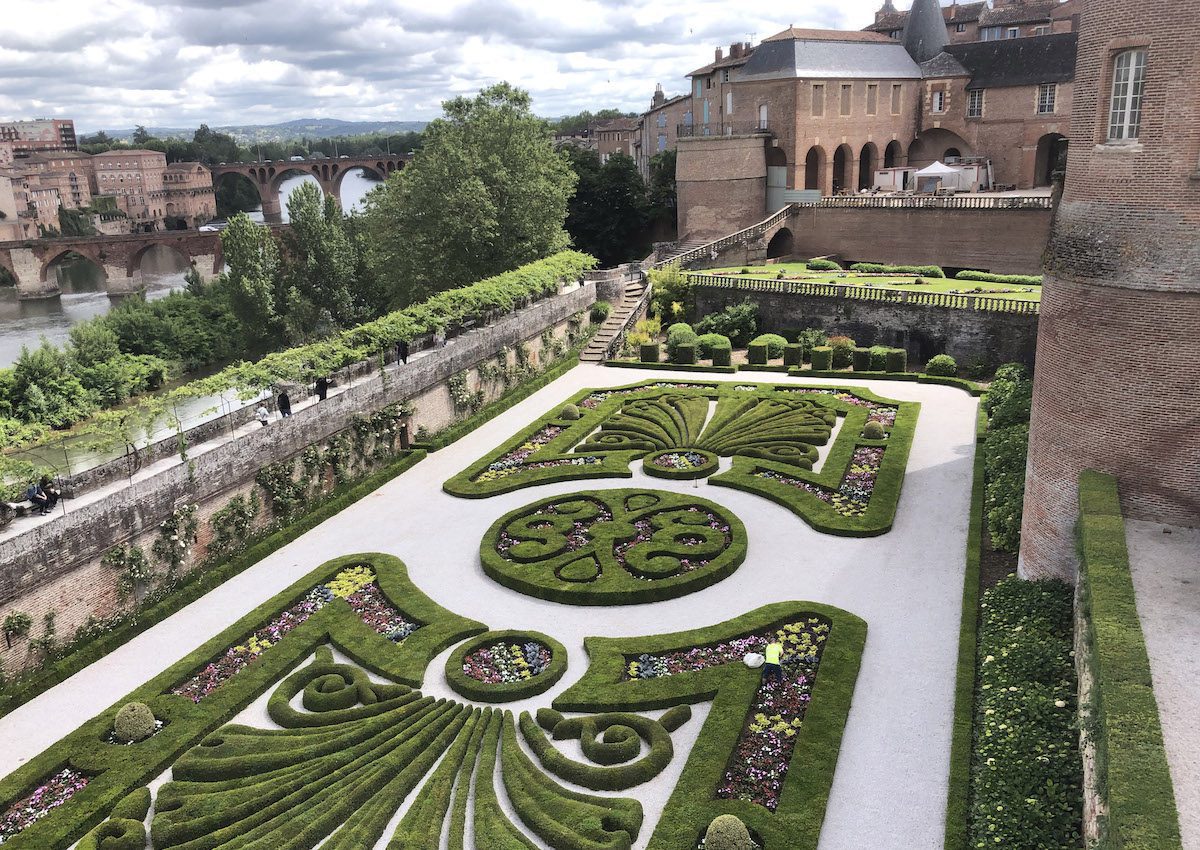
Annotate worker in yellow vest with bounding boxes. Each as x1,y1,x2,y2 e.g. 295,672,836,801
763,639,783,685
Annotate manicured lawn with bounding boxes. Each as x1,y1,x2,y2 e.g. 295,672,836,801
696,264,1042,302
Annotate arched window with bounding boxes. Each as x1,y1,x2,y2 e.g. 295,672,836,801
1108,49,1147,142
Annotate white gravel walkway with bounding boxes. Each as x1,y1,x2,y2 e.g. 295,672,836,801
0,364,978,850
1125,519,1200,850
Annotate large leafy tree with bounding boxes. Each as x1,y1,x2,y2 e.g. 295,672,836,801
220,214,285,345
363,83,575,306
563,148,650,266
647,149,678,240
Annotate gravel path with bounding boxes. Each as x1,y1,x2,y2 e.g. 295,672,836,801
1125,519,1200,850
0,364,978,850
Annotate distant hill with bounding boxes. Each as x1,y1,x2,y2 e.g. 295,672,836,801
102,118,427,144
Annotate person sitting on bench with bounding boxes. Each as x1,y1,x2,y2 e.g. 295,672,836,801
25,482,52,515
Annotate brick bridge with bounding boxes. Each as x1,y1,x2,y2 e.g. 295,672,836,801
210,155,410,222
0,230,228,299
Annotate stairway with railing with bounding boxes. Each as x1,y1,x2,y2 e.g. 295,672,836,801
580,272,653,363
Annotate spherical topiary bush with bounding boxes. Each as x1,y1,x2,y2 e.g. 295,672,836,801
863,420,886,440
696,333,731,359
925,353,958,377
560,403,581,420
704,814,753,850
114,702,156,743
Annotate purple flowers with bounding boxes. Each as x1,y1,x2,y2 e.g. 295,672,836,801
461,639,553,684
755,446,885,518
0,768,89,844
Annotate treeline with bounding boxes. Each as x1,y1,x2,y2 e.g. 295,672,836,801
548,108,637,136
563,148,675,265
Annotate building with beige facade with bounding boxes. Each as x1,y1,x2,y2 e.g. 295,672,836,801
0,119,77,153
590,117,639,163
632,85,691,180
161,162,216,228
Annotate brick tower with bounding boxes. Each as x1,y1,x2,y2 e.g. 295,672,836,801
1019,0,1200,579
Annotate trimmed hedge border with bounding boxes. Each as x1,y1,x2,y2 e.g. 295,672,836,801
479,488,748,605
444,629,568,703
643,448,719,480
0,450,426,721
605,360,739,373
519,709,680,791
0,553,485,849
1077,470,1183,850
554,601,867,850
943,406,987,850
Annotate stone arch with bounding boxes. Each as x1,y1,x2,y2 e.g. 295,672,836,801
270,168,326,208
832,144,854,194
907,128,971,168
884,139,904,169
803,145,826,191
1033,133,1068,187
128,242,190,276
858,142,879,191
766,227,794,259
40,247,105,283
332,164,387,204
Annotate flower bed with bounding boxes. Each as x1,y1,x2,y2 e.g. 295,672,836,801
643,449,719,480
625,618,829,811
579,382,715,410
754,446,884,518
444,629,567,702
170,565,420,702
0,768,89,845
482,489,748,605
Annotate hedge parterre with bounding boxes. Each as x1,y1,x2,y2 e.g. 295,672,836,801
446,379,917,537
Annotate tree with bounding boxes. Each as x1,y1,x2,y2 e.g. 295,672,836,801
550,108,636,136
219,214,284,344
132,125,153,145
563,149,650,266
57,208,97,237
647,149,678,240
363,82,575,306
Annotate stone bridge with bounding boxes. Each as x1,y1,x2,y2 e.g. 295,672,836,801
210,155,410,222
0,230,227,299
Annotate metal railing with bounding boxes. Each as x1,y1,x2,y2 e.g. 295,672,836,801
605,277,654,360
652,204,800,270
799,195,1053,210
677,122,774,138
689,274,1040,314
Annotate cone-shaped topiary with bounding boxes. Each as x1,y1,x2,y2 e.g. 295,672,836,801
560,404,581,420
704,813,753,850
114,702,156,743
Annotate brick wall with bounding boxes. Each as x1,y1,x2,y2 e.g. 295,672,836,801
676,135,769,238
691,284,1038,367
0,283,596,671
1019,0,1200,580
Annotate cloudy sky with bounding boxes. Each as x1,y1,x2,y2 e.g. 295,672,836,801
1,0,886,131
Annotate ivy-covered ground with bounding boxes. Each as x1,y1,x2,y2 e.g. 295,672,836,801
0,364,979,850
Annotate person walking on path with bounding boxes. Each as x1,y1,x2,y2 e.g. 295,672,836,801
315,376,329,401
278,390,292,418
255,404,271,427
397,339,409,365
762,639,784,686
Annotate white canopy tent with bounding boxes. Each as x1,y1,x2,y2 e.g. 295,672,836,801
915,160,969,192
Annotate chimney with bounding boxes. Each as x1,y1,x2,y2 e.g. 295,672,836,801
715,46,724,62
652,83,665,108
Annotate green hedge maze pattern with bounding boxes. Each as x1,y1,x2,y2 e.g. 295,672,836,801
483,489,747,605
0,556,865,850
445,380,919,536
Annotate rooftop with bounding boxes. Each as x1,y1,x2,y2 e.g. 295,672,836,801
978,1,1061,26
739,33,923,81
763,26,893,43
866,0,989,32
938,32,1079,87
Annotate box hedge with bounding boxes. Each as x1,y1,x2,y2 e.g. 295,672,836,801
783,344,804,367
674,342,697,365
639,342,660,363
884,348,907,373
852,347,871,372
746,342,768,365
711,342,733,367
810,346,833,371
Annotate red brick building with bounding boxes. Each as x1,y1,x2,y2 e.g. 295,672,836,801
1019,0,1200,579
867,0,1080,43
633,85,691,180
590,117,639,164
0,119,77,153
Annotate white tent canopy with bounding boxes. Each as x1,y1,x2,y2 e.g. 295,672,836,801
914,160,960,177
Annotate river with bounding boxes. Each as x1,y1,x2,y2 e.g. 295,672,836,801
0,170,382,368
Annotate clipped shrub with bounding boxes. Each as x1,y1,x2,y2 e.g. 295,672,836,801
590,300,612,323
711,342,732,367
795,328,828,360
696,333,731,359
956,270,1043,286
925,353,958,377
863,420,886,440
783,343,804,367
639,342,660,363
810,346,833,371
739,267,751,275
806,257,841,271
674,342,697,364
885,348,907,373
665,323,698,360
666,322,694,338
704,814,753,850
983,363,1033,428
113,701,156,743
694,301,757,345
746,342,768,365
852,347,871,372
749,333,787,359
559,404,581,420
849,262,945,277
868,345,890,371
828,335,856,368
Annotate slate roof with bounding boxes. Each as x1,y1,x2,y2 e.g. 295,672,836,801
941,32,1078,88
978,1,1059,26
763,27,893,43
920,51,970,78
738,35,923,81
903,0,951,63
866,1,988,33
688,52,755,77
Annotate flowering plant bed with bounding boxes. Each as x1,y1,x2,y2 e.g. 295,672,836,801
481,489,748,605
0,768,89,844
446,379,916,537
445,629,567,702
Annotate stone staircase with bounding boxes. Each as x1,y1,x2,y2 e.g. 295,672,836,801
580,276,650,363
653,238,710,265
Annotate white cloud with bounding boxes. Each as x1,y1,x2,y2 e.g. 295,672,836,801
0,0,887,130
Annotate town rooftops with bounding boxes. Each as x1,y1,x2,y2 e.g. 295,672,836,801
590,117,639,133
978,0,1061,26
739,29,923,80
867,0,989,33
940,32,1078,88
165,161,209,171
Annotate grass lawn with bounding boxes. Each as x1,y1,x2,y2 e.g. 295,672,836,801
694,264,1042,303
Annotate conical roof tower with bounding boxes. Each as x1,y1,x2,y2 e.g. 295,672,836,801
902,0,948,63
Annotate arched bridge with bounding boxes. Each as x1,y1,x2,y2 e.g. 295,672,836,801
0,230,230,299
210,155,410,222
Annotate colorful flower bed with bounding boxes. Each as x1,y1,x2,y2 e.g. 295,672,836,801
613,508,732,576
495,500,613,560
644,449,719,480
170,565,419,703
652,451,711,471
782,388,896,429
579,382,713,410
462,639,553,684
472,424,606,483
0,768,89,845
624,618,829,811
754,446,885,518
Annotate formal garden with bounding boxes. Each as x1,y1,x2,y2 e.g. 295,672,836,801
0,360,1084,850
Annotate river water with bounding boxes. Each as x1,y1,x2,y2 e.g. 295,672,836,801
0,170,382,368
